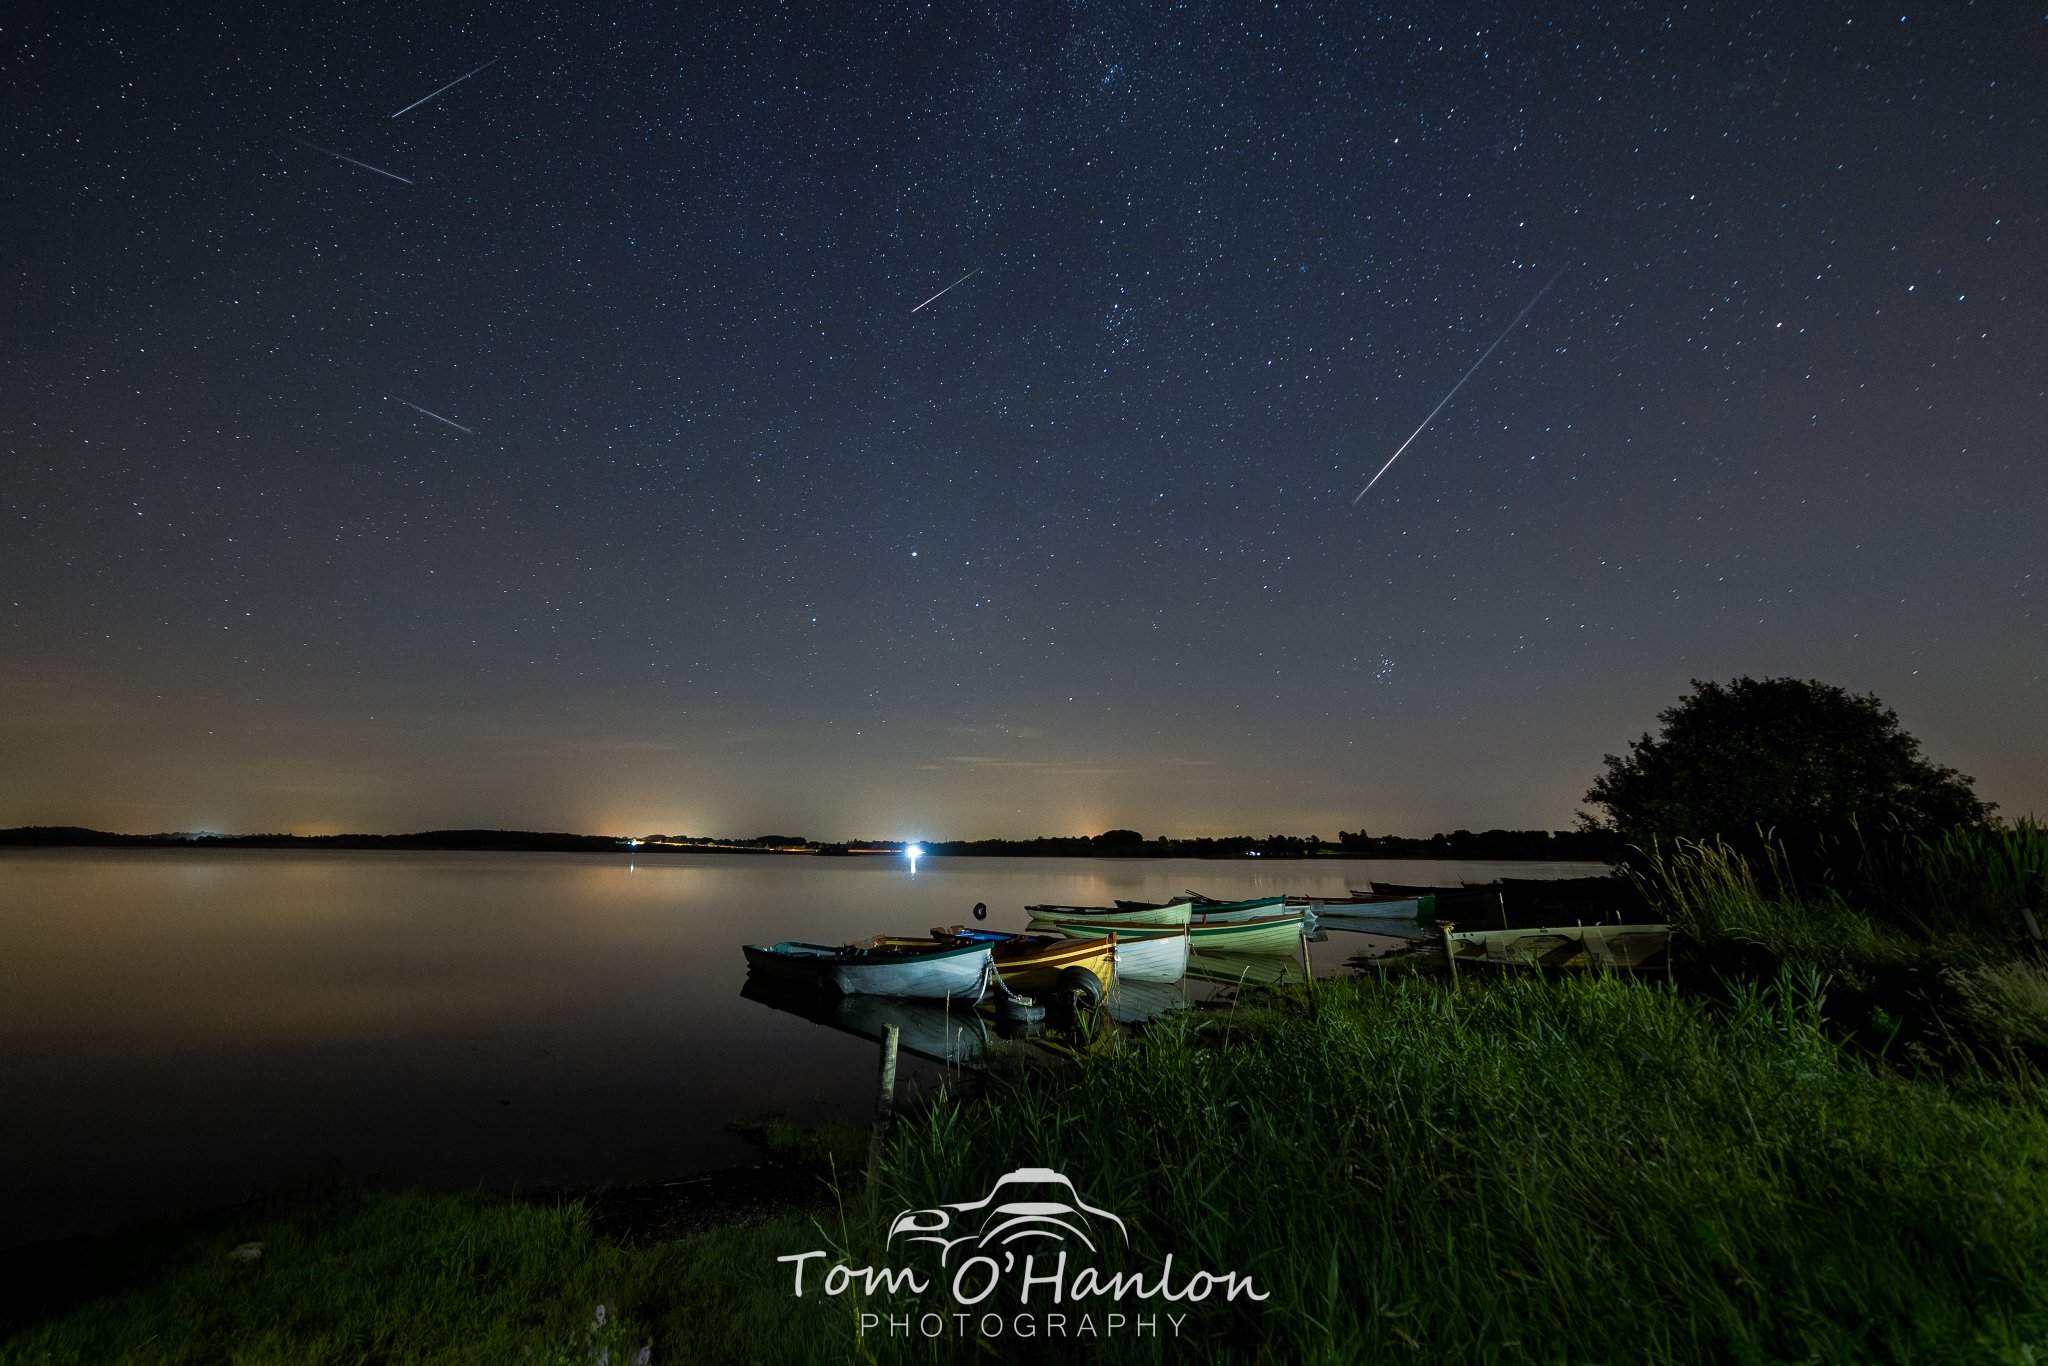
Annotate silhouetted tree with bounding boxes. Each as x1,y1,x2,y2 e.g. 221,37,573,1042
1583,677,1992,857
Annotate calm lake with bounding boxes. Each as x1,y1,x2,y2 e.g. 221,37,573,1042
0,849,1608,1250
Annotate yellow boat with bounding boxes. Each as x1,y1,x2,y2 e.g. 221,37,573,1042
924,927,1119,997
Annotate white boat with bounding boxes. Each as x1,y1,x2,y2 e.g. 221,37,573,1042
1303,894,1431,921
1030,903,1194,935
1111,927,1191,982
1027,901,1190,928
742,938,995,1000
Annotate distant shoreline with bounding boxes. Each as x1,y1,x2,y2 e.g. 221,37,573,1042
0,825,1621,862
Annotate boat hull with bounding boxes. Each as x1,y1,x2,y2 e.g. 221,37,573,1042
1028,902,1190,928
1308,895,1433,921
926,929,1118,995
1043,910,1305,958
1443,923,1670,971
742,940,994,1000
1112,929,1191,982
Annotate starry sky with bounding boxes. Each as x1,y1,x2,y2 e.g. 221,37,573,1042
3,2,2042,839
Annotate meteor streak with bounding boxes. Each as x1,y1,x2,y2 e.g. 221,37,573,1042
285,136,412,184
910,267,982,313
387,396,473,434
1353,267,1564,503
390,58,500,118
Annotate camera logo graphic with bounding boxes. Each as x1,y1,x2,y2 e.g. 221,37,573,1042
886,1167,1129,1266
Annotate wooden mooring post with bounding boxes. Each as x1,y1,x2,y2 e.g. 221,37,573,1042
866,1023,901,1189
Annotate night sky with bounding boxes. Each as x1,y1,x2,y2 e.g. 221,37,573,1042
3,3,2042,839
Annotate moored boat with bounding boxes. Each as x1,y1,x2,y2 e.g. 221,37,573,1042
1119,893,1288,923
1027,901,1191,928
1030,903,1194,936
1296,891,1435,921
741,937,995,1000
926,928,1118,996
1441,922,1670,971
1042,907,1306,958
1111,926,1192,982
1186,911,1309,956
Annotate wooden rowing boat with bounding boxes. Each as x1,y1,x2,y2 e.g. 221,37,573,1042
925,928,1118,995
1441,922,1670,971
741,937,994,1000
1295,891,1435,921
1039,908,1306,958
1027,901,1190,927
1030,903,1193,935
1118,893,1289,923
1111,926,1191,982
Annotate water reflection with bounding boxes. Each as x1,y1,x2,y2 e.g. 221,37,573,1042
2,849,1605,1249
739,966,1194,1070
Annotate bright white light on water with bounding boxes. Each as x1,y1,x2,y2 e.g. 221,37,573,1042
906,842,923,874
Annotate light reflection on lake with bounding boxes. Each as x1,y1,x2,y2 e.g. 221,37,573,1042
0,849,1606,1249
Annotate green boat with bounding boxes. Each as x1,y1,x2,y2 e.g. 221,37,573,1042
1029,902,1193,932
1040,909,1306,958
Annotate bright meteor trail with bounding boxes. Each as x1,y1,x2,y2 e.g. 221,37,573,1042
390,58,500,118
387,396,473,434
1353,267,1565,503
910,267,982,313
285,136,412,184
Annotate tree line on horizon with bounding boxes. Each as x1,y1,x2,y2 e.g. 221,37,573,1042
0,824,1625,860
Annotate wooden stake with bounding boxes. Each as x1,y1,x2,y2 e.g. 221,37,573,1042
1440,922,1459,984
866,1023,901,1189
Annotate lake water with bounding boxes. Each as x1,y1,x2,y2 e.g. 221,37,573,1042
0,849,1607,1250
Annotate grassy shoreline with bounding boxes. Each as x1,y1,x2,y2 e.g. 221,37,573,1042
9,969,2046,1363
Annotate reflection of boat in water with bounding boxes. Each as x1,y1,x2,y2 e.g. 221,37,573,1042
742,937,994,1000
1185,949,1305,988
740,976,996,1068
1107,977,1190,1023
1443,923,1671,971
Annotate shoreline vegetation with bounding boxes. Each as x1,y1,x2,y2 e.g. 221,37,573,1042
0,824,1623,861
5,824,2044,1362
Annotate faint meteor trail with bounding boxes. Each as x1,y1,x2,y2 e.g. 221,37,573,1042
285,136,412,184
390,58,500,118
910,267,982,313
1353,267,1565,503
387,396,473,434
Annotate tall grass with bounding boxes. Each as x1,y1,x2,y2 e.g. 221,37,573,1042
855,975,2048,1363
1633,820,2048,965
1631,836,1914,962
1854,818,2048,945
